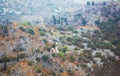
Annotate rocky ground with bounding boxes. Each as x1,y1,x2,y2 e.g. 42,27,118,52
0,22,119,76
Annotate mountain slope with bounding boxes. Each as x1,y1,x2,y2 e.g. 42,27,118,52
0,0,118,25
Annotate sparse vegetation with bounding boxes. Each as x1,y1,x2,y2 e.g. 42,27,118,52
0,2,120,76
19,26,35,35
0,56,16,70
80,64,87,69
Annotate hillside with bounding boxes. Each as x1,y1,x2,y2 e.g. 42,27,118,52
1,0,120,25
0,0,120,76
0,20,119,76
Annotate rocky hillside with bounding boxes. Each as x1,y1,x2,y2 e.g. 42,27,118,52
0,21,119,76
1,0,120,25
68,1,120,26
0,0,120,76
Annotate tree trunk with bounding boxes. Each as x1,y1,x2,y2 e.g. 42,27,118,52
17,55,19,62
3,61,7,70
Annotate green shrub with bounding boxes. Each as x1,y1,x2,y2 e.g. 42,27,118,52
19,47,26,51
67,26,74,31
0,25,8,34
24,22,31,25
43,45,51,51
19,53,26,59
78,55,85,62
3,26,8,34
36,57,40,62
57,26,65,31
19,26,26,32
40,31,46,36
63,46,69,53
74,47,80,50
80,64,87,69
57,52,64,57
73,30,78,33
1,56,13,70
27,28,35,35
1,56,11,62
52,53,57,57
70,55,75,62
36,68,41,73
28,61,33,66
58,46,69,53
42,55,49,61
43,39,48,44
81,18,87,26
38,28,47,32
35,49,40,53
52,71,56,76
95,52,101,57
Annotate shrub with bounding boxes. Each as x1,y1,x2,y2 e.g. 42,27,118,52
57,52,64,57
63,46,69,53
3,26,8,34
19,26,26,32
19,47,26,51
36,68,41,73
1,56,12,70
35,49,40,53
80,64,87,69
24,22,31,25
38,28,47,32
40,31,46,36
1,56,11,62
70,55,75,62
42,55,49,61
52,71,56,76
73,30,78,33
28,61,33,66
67,26,74,31
57,26,65,31
43,45,51,51
78,55,85,62
81,18,87,26
0,25,8,34
52,53,57,57
74,47,80,50
95,52,101,57
36,57,40,62
43,39,48,44
27,28,35,35
19,53,26,59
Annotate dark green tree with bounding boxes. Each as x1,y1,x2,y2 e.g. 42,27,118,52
87,1,90,5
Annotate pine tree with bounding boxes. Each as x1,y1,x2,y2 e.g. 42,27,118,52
87,1,90,6
52,15,57,25
103,1,106,5
92,1,95,6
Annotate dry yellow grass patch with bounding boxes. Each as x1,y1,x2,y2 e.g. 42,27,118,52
79,25,99,30
61,71,69,76
10,60,35,76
